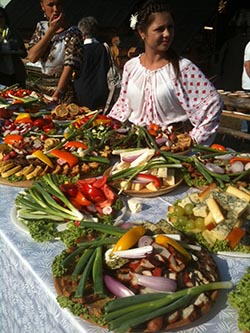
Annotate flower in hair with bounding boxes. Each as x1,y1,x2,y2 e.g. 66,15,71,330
130,12,138,30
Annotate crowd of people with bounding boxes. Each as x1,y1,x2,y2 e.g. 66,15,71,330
1,0,250,140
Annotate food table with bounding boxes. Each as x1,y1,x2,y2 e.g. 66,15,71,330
0,183,249,333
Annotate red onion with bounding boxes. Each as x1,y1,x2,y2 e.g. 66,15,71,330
245,162,250,171
214,153,235,160
155,137,168,146
133,273,177,292
138,235,153,247
205,162,225,174
230,161,244,173
104,275,134,298
122,155,141,163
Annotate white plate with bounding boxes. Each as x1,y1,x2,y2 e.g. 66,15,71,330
11,206,29,235
217,251,250,258
11,201,127,236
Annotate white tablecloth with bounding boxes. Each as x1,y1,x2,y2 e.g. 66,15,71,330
0,184,249,333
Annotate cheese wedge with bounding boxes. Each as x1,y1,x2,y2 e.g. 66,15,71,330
204,211,216,226
206,197,224,224
226,185,250,203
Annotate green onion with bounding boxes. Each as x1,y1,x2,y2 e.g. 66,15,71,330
92,246,104,295
72,248,95,281
74,249,96,298
104,281,233,333
15,174,84,222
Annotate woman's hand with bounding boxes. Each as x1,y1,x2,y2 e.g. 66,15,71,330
48,13,64,33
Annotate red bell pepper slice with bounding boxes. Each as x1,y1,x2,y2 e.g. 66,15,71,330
64,141,88,149
101,183,116,202
76,176,108,188
50,149,78,168
92,175,108,188
229,156,250,164
77,183,106,203
4,134,23,145
71,190,91,206
135,173,161,188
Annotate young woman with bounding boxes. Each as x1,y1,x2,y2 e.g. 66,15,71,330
28,0,83,103
108,0,223,145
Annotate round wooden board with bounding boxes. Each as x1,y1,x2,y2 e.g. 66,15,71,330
107,168,184,198
0,177,33,188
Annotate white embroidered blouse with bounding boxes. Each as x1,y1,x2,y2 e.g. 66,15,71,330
108,56,222,145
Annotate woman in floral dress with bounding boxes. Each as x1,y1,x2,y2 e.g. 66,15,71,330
108,0,223,145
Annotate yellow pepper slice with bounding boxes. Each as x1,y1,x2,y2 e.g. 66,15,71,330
155,234,192,262
32,150,54,168
112,226,146,252
15,113,31,121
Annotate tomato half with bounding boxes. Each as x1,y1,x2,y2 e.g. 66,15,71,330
210,144,226,151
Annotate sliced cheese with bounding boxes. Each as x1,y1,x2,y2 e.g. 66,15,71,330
206,197,224,224
212,190,248,217
202,229,217,246
145,182,158,191
119,180,131,191
131,182,145,191
163,168,175,186
226,185,250,203
192,203,208,217
209,217,236,240
204,211,216,226
157,167,168,178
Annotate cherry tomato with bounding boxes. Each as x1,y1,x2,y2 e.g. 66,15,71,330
149,123,159,132
210,144,226,151
33,119,46,128
148,129,157,136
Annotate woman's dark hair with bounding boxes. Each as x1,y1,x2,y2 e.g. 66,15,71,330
133,0,180,77
136,0,172,33
0,6,10,26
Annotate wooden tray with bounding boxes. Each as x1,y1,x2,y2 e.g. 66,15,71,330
0,177,33,188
